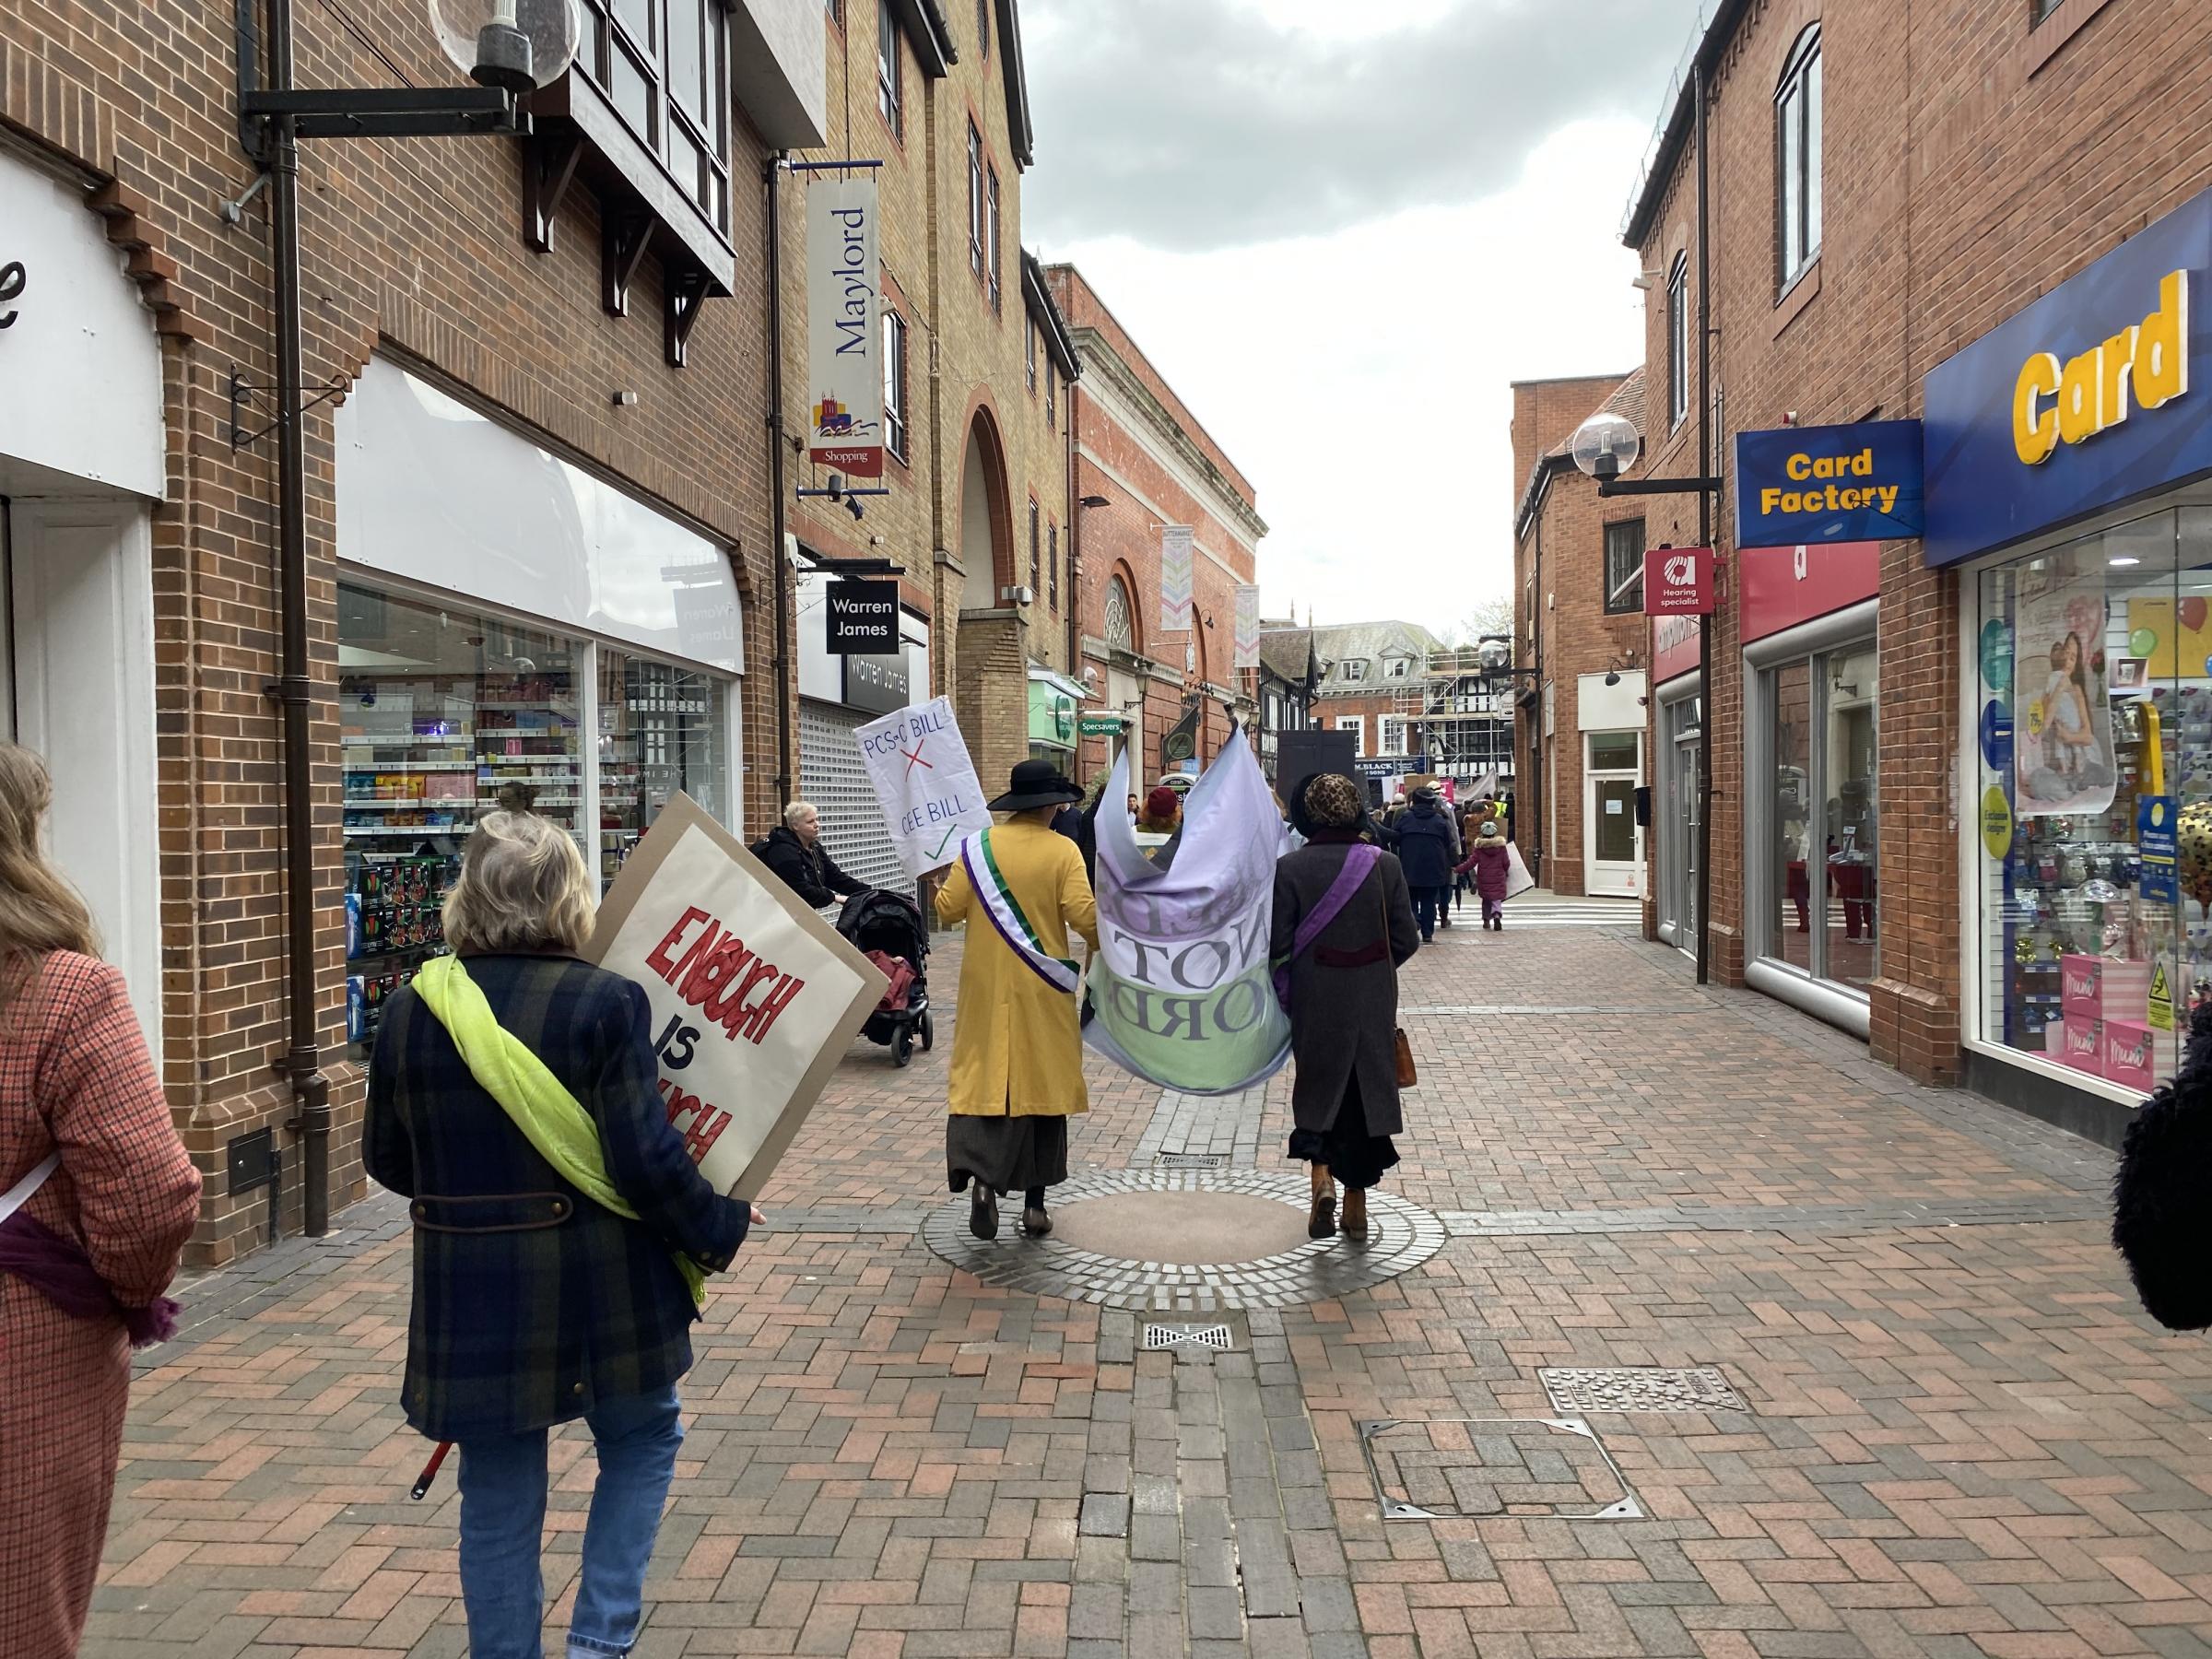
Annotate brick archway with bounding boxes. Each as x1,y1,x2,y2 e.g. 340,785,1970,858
959,404,1017,598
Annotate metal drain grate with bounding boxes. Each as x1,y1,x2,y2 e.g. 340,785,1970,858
1144,1323,1234,1352
1540,1367,1747,1414
1155,1151,1229,1169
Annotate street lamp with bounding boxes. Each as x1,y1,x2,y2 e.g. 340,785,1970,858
236,0,580,1238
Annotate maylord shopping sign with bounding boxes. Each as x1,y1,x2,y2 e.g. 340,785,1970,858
1924,185,2212,567
806,176,884,478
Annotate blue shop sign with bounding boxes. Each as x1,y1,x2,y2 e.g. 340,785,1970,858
1923,186,2212,569
1735,419,1924,547
2140,795,2180,905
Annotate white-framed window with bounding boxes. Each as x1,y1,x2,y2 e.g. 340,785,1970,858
1385,656,1412,678
1340,659,1367,683
1025,316,1038,392
881,309,908,462
986,165,1003,311
1667,253,1689,428
1604,518,1646,614
967,121,985,274
1776,25,1823,288
1103,576,1135,652
1265,691,1280,726
1335,715,1366,757
877,0,901,137
1379,715,1408,755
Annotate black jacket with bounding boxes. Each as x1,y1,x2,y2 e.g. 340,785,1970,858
754,825,868,908
1394,800,1458,887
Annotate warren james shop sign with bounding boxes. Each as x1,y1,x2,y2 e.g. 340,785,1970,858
806,175,884,478
1924,185,2212,568
1735,420,1924,547
825,579,900,653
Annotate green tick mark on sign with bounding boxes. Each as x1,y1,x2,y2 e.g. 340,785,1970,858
931,826,961,860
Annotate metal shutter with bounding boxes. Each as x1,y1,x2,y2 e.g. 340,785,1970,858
799,699,912,900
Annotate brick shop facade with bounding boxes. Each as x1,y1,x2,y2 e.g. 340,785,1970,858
1,0,821,1260
1618,0,2212,1143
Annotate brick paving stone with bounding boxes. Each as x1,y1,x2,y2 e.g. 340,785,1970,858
79,925,2212,1657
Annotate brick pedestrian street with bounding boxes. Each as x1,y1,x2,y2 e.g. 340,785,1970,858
85,911,2212,1659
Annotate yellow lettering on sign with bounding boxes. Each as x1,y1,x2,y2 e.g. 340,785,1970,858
2013,270,2189,466
1786,453,1812,481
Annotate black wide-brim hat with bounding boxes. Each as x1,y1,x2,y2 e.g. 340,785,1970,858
989,758,1085,812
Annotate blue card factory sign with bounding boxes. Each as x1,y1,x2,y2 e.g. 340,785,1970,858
1735,419,1925,547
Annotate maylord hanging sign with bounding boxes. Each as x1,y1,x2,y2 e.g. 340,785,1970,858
856,696,994,877
589,795,888,1197
1233,584,1261,669
806,176,884,478
1085,729,1293,1095
1160,526,1194,633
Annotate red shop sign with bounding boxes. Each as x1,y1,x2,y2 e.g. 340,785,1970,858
1645,546,1714,617
1652,614,1701,684
1739,540,1879,643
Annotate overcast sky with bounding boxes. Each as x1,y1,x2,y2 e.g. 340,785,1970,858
1022,0,1704,634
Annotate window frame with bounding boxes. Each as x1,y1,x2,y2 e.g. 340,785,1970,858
986,164,1003,311
1335,715,1367,758
574,0,733,236
882,308,909,463
1104,575,1135,652
976,0,990,57
825,0,841,24
1774,24,1823,291
1603,518,1647,615
1026,316,1038,393
967,120,986,276
1340,659,1367,684
1666,253,1689,429
1379,714,1409,756
877,0,902,138
1028,497,1041,596
1048,521,1060,610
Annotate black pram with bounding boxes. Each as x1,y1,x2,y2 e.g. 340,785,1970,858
835,888,934,1066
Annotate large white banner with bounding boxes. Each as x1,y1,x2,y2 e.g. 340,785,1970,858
1234,584,1260,669
806,176,884,479
1085,729,1293,1094
1160,526,1194,633
590,796,888,1197
856,697,994,878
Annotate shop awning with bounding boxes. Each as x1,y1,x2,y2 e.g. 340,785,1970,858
1027,666,1089,702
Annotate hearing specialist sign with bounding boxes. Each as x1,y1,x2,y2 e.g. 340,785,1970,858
856,696,994,877
1643,546,1714,617
806,175,884,479
589,794,888,1199
1735,420,1924,547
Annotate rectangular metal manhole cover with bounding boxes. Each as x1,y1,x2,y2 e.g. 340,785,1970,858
1144,1323,1233,1352
1155,1151,1229,1169
1359,1418,1641,1522
1540,1367,1747,1414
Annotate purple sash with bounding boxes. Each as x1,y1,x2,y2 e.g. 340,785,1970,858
1273,844,1382,1011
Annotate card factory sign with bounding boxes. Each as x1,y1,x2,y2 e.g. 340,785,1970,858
806,175,884,478
1734,419,1924,547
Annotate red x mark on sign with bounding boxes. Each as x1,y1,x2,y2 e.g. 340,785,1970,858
900,739,935,778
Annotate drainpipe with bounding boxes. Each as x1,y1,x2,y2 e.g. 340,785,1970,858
1693,61,1714,988
262,0,331,1234
765,151,794,811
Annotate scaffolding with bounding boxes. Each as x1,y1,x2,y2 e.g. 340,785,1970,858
1393,646,1516,782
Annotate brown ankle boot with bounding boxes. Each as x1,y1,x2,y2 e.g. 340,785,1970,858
1307,1166,1337,1239
1340,1189,1370,1241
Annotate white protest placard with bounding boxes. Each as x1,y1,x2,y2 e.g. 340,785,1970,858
589,795,888,1197
856,696,994,878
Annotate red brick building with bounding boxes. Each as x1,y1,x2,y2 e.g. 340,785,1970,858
1052,265,1264,787
1511,371,1653,898
2,0,821,1258
1616,0,2212,1143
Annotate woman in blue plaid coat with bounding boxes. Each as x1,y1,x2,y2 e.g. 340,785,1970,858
366,813,757,1659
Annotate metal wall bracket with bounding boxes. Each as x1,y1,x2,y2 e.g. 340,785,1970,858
525,131,585,253
227,1126,282,1245
240,86,526,141
229,365,348,448
602,209,653,317
665,265,710,368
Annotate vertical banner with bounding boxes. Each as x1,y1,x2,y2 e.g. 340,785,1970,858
806,176,884,478
2013,547,2115,818
1233,584,1260,668
856,696,994,878
1160,525,1194,633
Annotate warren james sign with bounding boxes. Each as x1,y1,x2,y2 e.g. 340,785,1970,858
825,578,900,653
1735,419,1924,547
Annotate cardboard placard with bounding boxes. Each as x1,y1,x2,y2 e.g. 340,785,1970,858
587,794,888,1199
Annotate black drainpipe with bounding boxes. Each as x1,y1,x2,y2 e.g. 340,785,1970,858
764,152,794,813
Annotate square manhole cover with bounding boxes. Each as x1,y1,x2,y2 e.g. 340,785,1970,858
1155,1151,1228,1169
1143,1323,1233,1352
1540,1367,1747,1414
1359,1418,1641,1522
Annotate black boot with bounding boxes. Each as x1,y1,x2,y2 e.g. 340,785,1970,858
1021,1184,1052,1236
970,1183,999,1241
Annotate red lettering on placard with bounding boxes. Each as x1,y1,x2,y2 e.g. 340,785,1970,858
646,907,711,982
744,973,807,1044
701,946,764,1026
657,1077,734,1163
720,959,783,1040
684,937,752,1007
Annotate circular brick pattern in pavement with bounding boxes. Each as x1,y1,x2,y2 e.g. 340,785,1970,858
1050,1190,1312,1265
923,1169,1448,1312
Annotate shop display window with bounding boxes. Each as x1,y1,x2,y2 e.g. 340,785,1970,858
598,651,730,891
1760,643,1878,988
1971,509,2212,1087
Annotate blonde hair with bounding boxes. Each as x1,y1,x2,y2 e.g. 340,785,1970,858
441,812,597,956
0,744,100,1020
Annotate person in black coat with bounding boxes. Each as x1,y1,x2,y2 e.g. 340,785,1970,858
754,801,869,909
1275,772,1421,1241
1394,785,1458,941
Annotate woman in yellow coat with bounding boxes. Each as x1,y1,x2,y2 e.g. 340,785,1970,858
935,760,1100,1241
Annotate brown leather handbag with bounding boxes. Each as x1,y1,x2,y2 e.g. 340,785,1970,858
1379,878,1417,1088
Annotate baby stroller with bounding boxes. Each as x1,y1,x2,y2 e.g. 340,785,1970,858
836,888,933,1066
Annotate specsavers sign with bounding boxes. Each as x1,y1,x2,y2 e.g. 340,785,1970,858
1735,420,1924,547
1924,186,2212,568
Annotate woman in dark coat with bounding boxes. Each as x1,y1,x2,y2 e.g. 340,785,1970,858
1273,773,1420,1241
365,811,757,1659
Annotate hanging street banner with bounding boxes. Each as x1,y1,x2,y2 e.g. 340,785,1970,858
806,175,884,478
1085,730,1292,1094
1160,525,1194,633
589,795,888,1198
856,696,994,877
1233,584,1261,668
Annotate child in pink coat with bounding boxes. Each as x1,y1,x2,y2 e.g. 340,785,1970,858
1455,820,1513,931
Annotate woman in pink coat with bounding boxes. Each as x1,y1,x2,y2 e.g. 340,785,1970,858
0,744,201,1655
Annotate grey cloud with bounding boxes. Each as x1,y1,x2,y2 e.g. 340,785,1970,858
1022,0,1700,251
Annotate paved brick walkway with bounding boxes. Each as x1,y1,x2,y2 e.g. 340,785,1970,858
84,918,2212,1657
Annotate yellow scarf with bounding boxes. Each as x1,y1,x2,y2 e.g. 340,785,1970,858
412,956,707,1306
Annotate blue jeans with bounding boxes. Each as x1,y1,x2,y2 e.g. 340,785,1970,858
457,1386,685,1659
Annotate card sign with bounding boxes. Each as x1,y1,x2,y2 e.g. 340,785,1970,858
588,794,888,1199
826,579,900,653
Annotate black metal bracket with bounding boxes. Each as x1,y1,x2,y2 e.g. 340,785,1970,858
1596,474,1724,498
525,131,585,253
602,208,653,317
227,1126,282,1245
241,86,527,141
665,265,711,367
229,365,348,448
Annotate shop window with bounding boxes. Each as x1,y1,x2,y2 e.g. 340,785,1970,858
883,308,909,461
968,122,985,275
576,0,732,233
598,650,729,892
1769,660,1816,974
877,0,902,137
1760,642,1877,989
1775,25,1823,289
1666,254,1688,428
1604,519,1646,614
